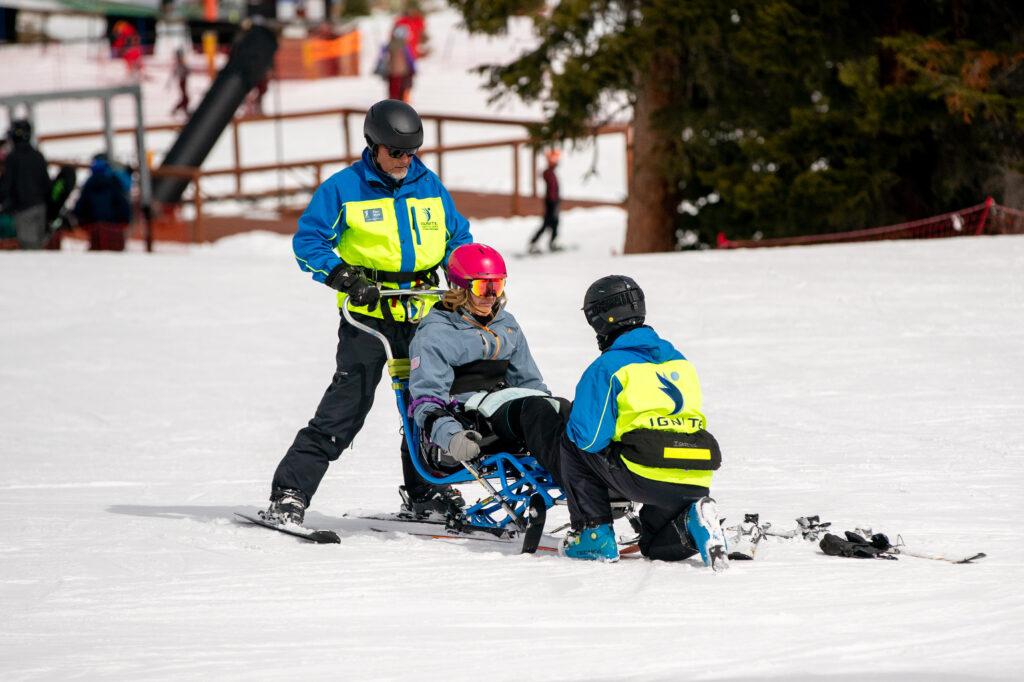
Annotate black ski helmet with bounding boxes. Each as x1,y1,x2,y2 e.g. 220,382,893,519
363,99,423,151
8,119,32,143
583,275,646,339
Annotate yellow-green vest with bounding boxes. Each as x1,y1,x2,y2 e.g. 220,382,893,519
335,196,449,321
611,359,715,487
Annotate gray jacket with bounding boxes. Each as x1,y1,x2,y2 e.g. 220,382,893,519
409,305,548,451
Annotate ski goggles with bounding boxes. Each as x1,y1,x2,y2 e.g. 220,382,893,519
385,145,419,159
468,278,506,297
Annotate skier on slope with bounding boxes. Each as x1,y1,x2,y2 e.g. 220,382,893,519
556,275,730,568
407,243,567,501
263,100,473,526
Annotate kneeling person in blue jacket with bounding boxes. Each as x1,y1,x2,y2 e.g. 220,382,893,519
559,276,729,569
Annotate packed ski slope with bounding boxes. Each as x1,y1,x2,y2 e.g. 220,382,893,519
3,7,1024,680
2,212,1023,679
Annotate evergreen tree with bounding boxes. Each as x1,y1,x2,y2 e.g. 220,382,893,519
450,1,1024,250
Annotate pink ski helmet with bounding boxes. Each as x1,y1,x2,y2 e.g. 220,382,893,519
446,243,507,290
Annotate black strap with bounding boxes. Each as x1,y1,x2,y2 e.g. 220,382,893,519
358,266,439,285
450,360,510,395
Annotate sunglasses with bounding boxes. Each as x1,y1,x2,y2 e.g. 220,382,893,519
469,278,506,297
385,146,419,159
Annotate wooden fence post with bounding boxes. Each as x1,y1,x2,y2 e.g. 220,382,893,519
436,118,444,181
193,173,203,243
512,141,521,216
342,110,351,162
531,146,538,198
232,119,242,196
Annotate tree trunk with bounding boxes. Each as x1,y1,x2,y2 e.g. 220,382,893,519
624,56,677,254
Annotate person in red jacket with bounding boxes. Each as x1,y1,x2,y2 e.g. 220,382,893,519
112,21,143,77
393,3,427,59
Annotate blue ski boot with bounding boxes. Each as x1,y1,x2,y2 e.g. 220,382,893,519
678,497,730,571
560,523,620,562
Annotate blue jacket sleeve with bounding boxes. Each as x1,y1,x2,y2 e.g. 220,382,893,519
439,181,472,264
566,359,622,453
292,177,344,283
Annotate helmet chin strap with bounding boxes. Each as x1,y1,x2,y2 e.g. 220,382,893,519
366,145,405,186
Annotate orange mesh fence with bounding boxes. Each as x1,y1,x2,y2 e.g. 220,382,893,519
717,197,1024,249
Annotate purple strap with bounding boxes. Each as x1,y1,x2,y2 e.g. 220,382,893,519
407,395,457,418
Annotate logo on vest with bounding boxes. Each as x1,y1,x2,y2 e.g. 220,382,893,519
363,208,384,222
657,372,684,415
416,206,440,230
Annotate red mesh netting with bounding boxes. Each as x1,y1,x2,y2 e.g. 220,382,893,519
717,197,1024,249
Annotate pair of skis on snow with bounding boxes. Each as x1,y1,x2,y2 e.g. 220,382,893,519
724,513,986,565
236,508,986,565
234,493,551,554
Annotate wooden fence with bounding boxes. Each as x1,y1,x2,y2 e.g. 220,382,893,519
40,107,630,243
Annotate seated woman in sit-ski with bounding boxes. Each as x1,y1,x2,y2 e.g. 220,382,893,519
408,243,566,485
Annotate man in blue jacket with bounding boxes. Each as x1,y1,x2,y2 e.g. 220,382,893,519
264,99,472,526
558,275,729,569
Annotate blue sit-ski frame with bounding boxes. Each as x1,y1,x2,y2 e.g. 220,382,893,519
343,289,564,531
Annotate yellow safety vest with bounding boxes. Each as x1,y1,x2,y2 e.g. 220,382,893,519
611,359,717,486
336,196,449,321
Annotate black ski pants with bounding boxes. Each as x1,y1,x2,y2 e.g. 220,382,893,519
559,436,708,561
271,312,426,506
529,199,560,246
489,395,570,487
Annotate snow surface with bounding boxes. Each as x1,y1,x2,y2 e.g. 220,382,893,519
3,8,1024,681
2,210,1024,679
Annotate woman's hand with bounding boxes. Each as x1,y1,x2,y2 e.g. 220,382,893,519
447,430,483,462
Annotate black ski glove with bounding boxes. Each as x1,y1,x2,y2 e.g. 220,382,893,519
326,264,380,310
820,531,895,559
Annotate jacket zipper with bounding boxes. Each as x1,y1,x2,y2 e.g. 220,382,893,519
411,207,422,245
462,313,501,360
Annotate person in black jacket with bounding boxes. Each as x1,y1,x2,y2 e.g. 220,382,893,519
0,120,51,249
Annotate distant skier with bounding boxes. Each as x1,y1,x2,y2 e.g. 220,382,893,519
556,275,729,567
407,243,567,501
262,100,473,526
169,48,190,118
527,149,561,254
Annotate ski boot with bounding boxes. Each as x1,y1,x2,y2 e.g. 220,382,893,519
527,242,542,255
559,523,620,562
676,497,730,571
726,513,767,560
399,485,466,523
262,488,307,526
